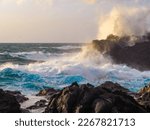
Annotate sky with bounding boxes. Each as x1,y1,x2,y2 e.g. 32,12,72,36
0,0,149,43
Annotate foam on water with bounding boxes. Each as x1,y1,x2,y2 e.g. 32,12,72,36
9,51,52,61
52,45,81,50
0,44,150,94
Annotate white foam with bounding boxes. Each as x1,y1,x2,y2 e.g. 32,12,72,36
0,44,150,91
52,45,81,50
9,51,51,61
21,95,47,113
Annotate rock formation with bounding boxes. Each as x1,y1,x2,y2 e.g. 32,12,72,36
92,33,150,70
45,82,146,113
1,81,150,113
5,90,28,103
137,84,150,112
0,89,21,113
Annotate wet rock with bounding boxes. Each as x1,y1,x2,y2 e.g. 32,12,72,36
137,84,150,112
5,90,28,103
20,108,30,113
92,34,150,71
100,81,129,93
45,82,146,113
27,99,47,110
93,99,112,113
0,89,21,113
139,84,150,94
36,88,59,96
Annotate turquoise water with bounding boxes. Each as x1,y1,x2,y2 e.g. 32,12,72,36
0,43,150,94
0,68,85,94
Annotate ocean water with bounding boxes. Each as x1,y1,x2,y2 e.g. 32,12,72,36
0,43,150,94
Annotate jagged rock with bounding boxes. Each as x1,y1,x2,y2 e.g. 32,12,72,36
27,99,47,110
5,90,28,103
137,84,150,112
92,34,150,71
36,88,59,96
109,42,150,70
0,89,21,113
45,82,146,113
100,81,129,93
139,84,150,94
20,108,30,113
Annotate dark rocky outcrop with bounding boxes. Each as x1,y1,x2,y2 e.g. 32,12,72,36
5,90,28,103
36,88,59,96
109,41,150,70
0,81,150,113
137,84,150,112
27,100,47,110
0,89,21,113
92,34,150,71
45,82,146,113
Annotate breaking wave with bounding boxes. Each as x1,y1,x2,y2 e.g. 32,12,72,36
0,43,150,94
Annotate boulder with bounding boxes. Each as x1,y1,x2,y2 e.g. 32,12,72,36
139,84,150,94
27,99,47,110
0,89,21,113
5,90,28,103
45,82,146,113
36,88,59,96
137,84,150,112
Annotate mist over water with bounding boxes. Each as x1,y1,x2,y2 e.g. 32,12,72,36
97,7,150,40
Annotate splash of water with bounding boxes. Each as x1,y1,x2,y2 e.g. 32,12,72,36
0,43,150,93
97,7,150,39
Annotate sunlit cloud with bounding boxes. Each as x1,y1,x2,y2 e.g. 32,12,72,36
0,0,53,6
15,0,24,5
0,0,149,42
82,0,97,4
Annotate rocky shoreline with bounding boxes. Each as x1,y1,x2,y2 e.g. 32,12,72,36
92,34,150,71
0,81,150,113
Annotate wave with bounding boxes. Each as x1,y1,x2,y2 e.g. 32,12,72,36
0,53,37,65
0,68,47,94
9,51,52,61
0,47,81,63
52,45,82,50
0,67,86,94
0,51,70,64
0,45,150,94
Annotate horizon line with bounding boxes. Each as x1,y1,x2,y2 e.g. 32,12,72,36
0,42,85,44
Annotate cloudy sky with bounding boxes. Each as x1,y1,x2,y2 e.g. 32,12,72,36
0,0,149,43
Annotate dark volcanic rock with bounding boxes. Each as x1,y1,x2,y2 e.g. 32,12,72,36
92,34,150,71
45,82,146,113
100,81,129,93
36,88,59,96
5,90,28,103
137,84,150,112
109,41,150,70
20,108,30,113
27,99,47,110
0,89,21,113
139,84,150,94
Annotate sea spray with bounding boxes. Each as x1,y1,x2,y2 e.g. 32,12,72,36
97,7,150,40
0,43,150,94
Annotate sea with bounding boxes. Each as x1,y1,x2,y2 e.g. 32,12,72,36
0,43,150,95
